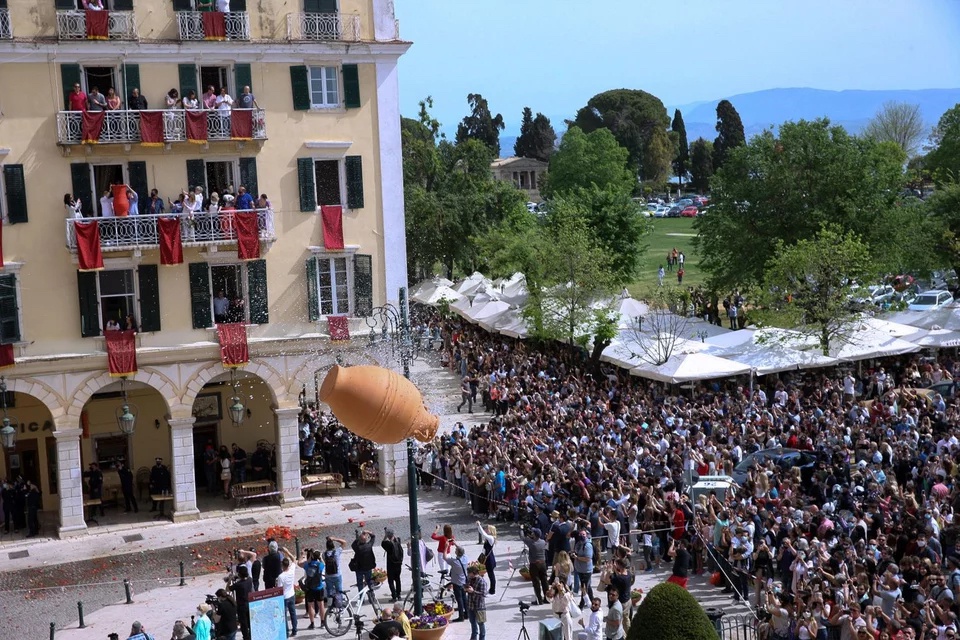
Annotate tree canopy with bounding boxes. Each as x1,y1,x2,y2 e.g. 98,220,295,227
514,107,557,162
925,183,960,275
543,126,635,197
455,93,506,156
863,101,926,158
712,99,746,171
689,137,713,194
628,582,716,640
926,103,960,182
671,109,689,185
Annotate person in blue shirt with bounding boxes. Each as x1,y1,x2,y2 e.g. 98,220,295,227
236,185,255,210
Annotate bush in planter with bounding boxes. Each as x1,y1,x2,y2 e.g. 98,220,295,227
423,602,453,616
627,582,715,640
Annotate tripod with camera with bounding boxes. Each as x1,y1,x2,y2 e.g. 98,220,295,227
516,601,532,640
499,545,529,603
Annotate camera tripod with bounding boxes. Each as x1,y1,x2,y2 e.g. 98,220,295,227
499,546,529,602
516,604,532,640
353,613,364,640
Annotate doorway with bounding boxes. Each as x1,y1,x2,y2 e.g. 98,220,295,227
6,439,39,488
193,423,218,487
93,164,124,217
200,66,229,97
206,161,236,197
84,66,118,97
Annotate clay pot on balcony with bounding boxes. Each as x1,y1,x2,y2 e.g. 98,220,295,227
318,365,439,444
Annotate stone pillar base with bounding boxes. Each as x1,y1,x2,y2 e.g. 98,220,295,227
58,523,89,538
173,508,201,523
282,493,305,506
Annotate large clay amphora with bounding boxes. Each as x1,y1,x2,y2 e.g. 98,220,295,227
318,365,439,444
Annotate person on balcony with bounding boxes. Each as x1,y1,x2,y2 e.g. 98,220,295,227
100,189,114,217
128,88,148,110
86,0,105,10
217,0,230,13
106,88,122,111
127,188,139,216
146,189,164,215
237,86,259,110
197,0,214,10
183,90,200,110
215,86,234,134
111,181,131,217
64,193,84,219
69,83,87,111
202,86,217,110
214,291,230,324
87,86,107,112
236,185,254,210
220,193,236,238
165,88,181,109
124,314,138,332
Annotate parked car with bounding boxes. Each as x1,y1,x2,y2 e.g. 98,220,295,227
690,195,709,206
677,198,694,208
697,205,710,217
867,284,895,306
526,202,538,213
653,205,669,218
680,206,698,217
925,380,958,400
732,448,819,486
907,289,954,311
667,205,683,218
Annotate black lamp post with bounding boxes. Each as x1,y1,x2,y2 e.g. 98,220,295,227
365,287,424,614
0,377,16,450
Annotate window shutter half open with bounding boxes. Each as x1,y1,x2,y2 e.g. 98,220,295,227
345,155,364,209
77,271,100,338
122,63,141,101
297,158,316,212
231,0,247,10
306,257,319,322
188,262,212,329
0,274,20,343
246,259,269,324
290,66,310,111
113,0,133,11
172,0,193,11
70,163,94,218
178,64,198,102
342,64,360,109
239,157,258,200
3,165,28,224
137,264,161,333
55,0,74,10
61,63,82,110
354,254,373,317
234,63,252,95
186,159,206,193
127,161,149,213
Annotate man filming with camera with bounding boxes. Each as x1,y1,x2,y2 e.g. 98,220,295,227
521,525,549,605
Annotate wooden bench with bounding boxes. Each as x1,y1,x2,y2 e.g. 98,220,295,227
359,462,379,487
302,473,343,498
231,480,279,509
83,498,102,525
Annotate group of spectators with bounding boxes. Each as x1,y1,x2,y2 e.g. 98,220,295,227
415,313,960,640
67,83,259,115
65,184,269,220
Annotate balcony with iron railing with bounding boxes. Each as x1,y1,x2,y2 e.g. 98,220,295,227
56,10,138,40
0,9,12,39
56,109,267,146
286,12,360,41
65,209,276,252
176,11,250,41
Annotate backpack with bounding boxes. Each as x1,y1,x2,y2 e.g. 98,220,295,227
388,539,404,564
304,560,323,591
323,549,339,575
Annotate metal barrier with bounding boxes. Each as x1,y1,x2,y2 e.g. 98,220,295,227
717,613,759,640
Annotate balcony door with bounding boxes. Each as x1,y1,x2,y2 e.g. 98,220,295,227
83,66,118,99
93,164,125,217
200,66,230,97
205,161,236,198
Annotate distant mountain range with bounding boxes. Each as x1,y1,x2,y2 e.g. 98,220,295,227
499,88,960,157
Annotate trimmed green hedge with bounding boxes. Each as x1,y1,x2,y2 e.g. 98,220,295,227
627,581,717,640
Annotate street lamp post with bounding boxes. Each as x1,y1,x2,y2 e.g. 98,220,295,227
366,287,423,614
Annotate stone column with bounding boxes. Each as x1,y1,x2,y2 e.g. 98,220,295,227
378,441,407,495
55,427,87,538
169,417,200,522
274,407,303,505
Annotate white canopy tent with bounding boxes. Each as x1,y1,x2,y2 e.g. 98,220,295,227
913,328,960,348
886,307,960,331
726,344,839,375
412,284,463,306
499,314,530,339
450,296,473,318
499,274,529,306
825,326,921,361
456,272,495,298
629,352,751,383
470,301,512,330
860,317,928,342
705,327,820,357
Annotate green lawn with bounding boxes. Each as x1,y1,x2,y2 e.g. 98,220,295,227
628,217,705,299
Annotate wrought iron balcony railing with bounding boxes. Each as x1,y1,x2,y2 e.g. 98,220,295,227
0,10,12,39
176,11,250,41
56,109,267,146
285,12,360,41
56,10,138,40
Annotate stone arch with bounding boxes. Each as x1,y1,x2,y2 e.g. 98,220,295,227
64,368,176,425
5,376,66,421
285,349,381,401
178,359,285,418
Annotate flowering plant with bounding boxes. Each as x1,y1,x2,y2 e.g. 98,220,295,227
423,601,453,616
409,615,449,630
265,525,293,540
371,567,388,583
630,588,643,601
467,561,487,575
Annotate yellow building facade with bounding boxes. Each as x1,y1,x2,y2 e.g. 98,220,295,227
0,0,410,536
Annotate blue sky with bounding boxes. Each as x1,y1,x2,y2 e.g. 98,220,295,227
395,0,960,134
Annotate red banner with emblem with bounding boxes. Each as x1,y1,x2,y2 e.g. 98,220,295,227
105,330,138,377
81,111,105,144
327,315,350,342
138,110,164,147
85,10,109,40
217,323,249,368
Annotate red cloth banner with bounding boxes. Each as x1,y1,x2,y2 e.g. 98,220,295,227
85,10,109,40
230,109,253,140
139,110,164,146
158,217,183,266
321,205,344,250
0,343,14,370
74,220,104,271
202,11,226,40
105,330,138,377
217,323,249,368
185,110,208,143
235,211,260,260
81,111,105,144
327,315,350,342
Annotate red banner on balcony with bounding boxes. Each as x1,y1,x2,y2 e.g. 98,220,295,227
81,111,105,144
235,211,260,261
217,323,249,368
185,110,208,144
105,330,138,377
321,205,344,250
158,217,183,266
327,315,350,342
0,344,15,370
231,109,253,141
74,220,104,271
85,10,109,40
203,11,226,40
139,111,164,147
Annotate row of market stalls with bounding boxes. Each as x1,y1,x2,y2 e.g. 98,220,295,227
410,273,960,383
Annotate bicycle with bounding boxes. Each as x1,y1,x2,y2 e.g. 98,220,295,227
324,584,383,637
401,565,457,612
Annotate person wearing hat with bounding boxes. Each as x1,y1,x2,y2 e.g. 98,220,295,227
148,457,170,514
171,619,197,640
126,621,154,640
83,462,105,518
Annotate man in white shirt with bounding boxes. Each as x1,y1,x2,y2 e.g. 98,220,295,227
100,190,114,217
276,553,299,637
579,597,602,640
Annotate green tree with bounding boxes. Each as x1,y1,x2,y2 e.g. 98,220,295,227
926,183,960,275
712,99,746,170
760,228,874,356
689,138,714,193
628,582,716,640
543,126,635,197
514,108,556,162
863,101,925,158
455,93,505,156
927,103,960,182
671,109,689,186
695,118,914,290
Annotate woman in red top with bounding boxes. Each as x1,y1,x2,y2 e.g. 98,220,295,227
111,182,131,217
431,524,454,567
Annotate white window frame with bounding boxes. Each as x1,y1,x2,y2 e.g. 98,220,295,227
308,66,341,109
308,245,359,319
312,157,347,208
95,268,139,333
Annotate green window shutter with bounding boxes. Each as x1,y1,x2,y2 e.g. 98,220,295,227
0,0,9,8
127,162,149,213
188,262,212,329
137,264,161,333
70,163,93,218
172,0,192,10
290,65,310,111
239,158,259,200
304,0,337,12
246,259,269,324
345,155,364,209
122,63,140,103
342,64,360,109
178,64,198,102
61,63,82,111
77,271,100,338
234,64,252,95
55,0,74,10
0,274,20,343
112,0,133,10
306,257,319,322
231,0,247,10
186,159,206,193
3,165,28,224
354,254,373,317
297,158,316,212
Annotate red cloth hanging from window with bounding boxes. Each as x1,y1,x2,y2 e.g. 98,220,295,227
327,316,350,342
185,110,208,143
81,111,105,144
158,217,183,265
230,109,253,140
321,205,344,250
85,10,109,40
0,344,14,369
139,111,164,146
202,11,226,40
74,220,104,271
235,211,260,260
105,330,138,377
217,323,249,367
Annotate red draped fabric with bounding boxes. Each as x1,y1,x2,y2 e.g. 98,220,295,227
81,111,105,144
74,221,104,271
158,217,183,265
0,344,14,369
230,109,253,140
327,315,350,342
105,330,138,376
185,110,208,143
85,10,109,40
235,211,260,260
139,111,164,146
202,11,226,40
216,323,249,368
321,205,344,250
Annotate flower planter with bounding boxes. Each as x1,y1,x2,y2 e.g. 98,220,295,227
411,627,447,640
519,568,531,581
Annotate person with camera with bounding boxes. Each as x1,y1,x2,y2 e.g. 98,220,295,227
211,589,239,640
443,544,469,622
465,563,487,640
300,548,326,630
352,529,378,596
226,564,253,640
382,527,405,602
323,536,348,602
522,526,549,605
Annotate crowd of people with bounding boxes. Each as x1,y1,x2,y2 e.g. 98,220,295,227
64,184,270,220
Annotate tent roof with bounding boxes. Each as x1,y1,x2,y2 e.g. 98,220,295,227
885,306,960,331
629,352,751,383
412,285,463,306
726,343,838,375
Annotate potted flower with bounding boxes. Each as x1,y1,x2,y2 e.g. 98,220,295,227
372,568,388,585
294,586,305,605
409,615,449,640
518,566,531,581
423,601,454,621
467,561,486,576
630,588,643,604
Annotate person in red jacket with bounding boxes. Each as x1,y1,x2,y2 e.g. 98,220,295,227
68,83,87,111
431,523,455,569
